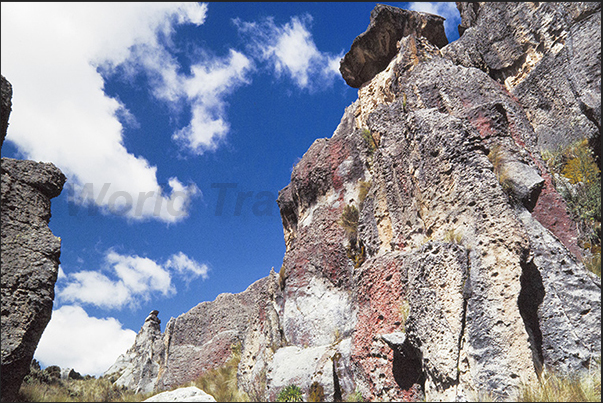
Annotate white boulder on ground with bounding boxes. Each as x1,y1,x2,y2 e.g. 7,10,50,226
143,386,216,402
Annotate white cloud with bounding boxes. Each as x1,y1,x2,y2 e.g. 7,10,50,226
407,2,461,41
1,3,207,222
35,305,136,376
59,270,133,310
166,251,210,283
171,50,254,154
57,250,207,310
234,15,343,91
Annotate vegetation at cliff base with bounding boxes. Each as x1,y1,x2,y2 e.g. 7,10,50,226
517,357,601,402
193,342,249,402
17,360,149,402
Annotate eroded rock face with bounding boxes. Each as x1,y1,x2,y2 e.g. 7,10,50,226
105,271,283,396
339,4,448,88
106,3,600,401
1,158,66,401
443,2,601,157
105,310,165,393
1,75,12,149
1,75,66,402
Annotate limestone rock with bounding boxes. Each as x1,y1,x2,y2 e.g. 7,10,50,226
105,4,600,401
143,386,216,402
104,310,164,393
339,4,448,88
443,2,601,156
60,367,83,381
105,272,283,396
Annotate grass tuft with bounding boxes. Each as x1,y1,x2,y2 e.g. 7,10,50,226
193,343,249,402
517,358,601,402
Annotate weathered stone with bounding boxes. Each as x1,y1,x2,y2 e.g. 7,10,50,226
1,75,12,149
143,386,216,402
515,207,601,375
60,367,83,381
340,4,448,88
1,159,66,402
104,310,164,393
443,2,601,157
106,272,283,396
105,4,601,401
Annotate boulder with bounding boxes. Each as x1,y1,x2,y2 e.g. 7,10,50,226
143,386,216,402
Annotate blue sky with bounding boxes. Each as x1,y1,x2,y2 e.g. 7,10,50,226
1,2,460,376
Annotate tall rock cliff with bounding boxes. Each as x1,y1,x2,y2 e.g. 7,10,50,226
1,75,67,402
107,3,600,401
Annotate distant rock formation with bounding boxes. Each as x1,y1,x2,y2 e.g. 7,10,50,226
104,310,165,393
105,271,283,395
1,76,66,402
107,3,601,401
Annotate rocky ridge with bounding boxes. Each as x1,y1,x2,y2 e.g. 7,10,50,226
1,75,67,402
107,3,601,401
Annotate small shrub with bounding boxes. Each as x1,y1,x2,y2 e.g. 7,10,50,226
345,390,364,402
399,300,410,332
358,180,371,207
583,251,601,277
543,138,601,259
278,265,287,290
444,228,463,244
277,384,304,402
340,204,365,267
339,205,359,240
488,145,513,193
361,129,376,155
193,342,249,402
308,381,325,402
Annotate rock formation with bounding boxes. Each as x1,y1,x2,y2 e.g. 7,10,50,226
1,75,12,150
105,271,284,395
1,75,67,402
107,3,600,401
143,386,216,402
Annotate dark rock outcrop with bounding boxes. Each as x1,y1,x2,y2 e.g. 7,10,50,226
443,2,601,158
0,76,66,402
106,3,600,401
1,75,12,150
339,4,448,88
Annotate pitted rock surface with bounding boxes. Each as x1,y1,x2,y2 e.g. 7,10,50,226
1,158,66,401
105,4,600,401
443,2,601,156
340,4,448,88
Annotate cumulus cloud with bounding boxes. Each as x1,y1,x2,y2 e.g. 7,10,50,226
234,14,343,91
1,3,207,222
170,50,254,154
57,250,206,310
408,2,461,41
165,251,210,283
35,305,136,376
